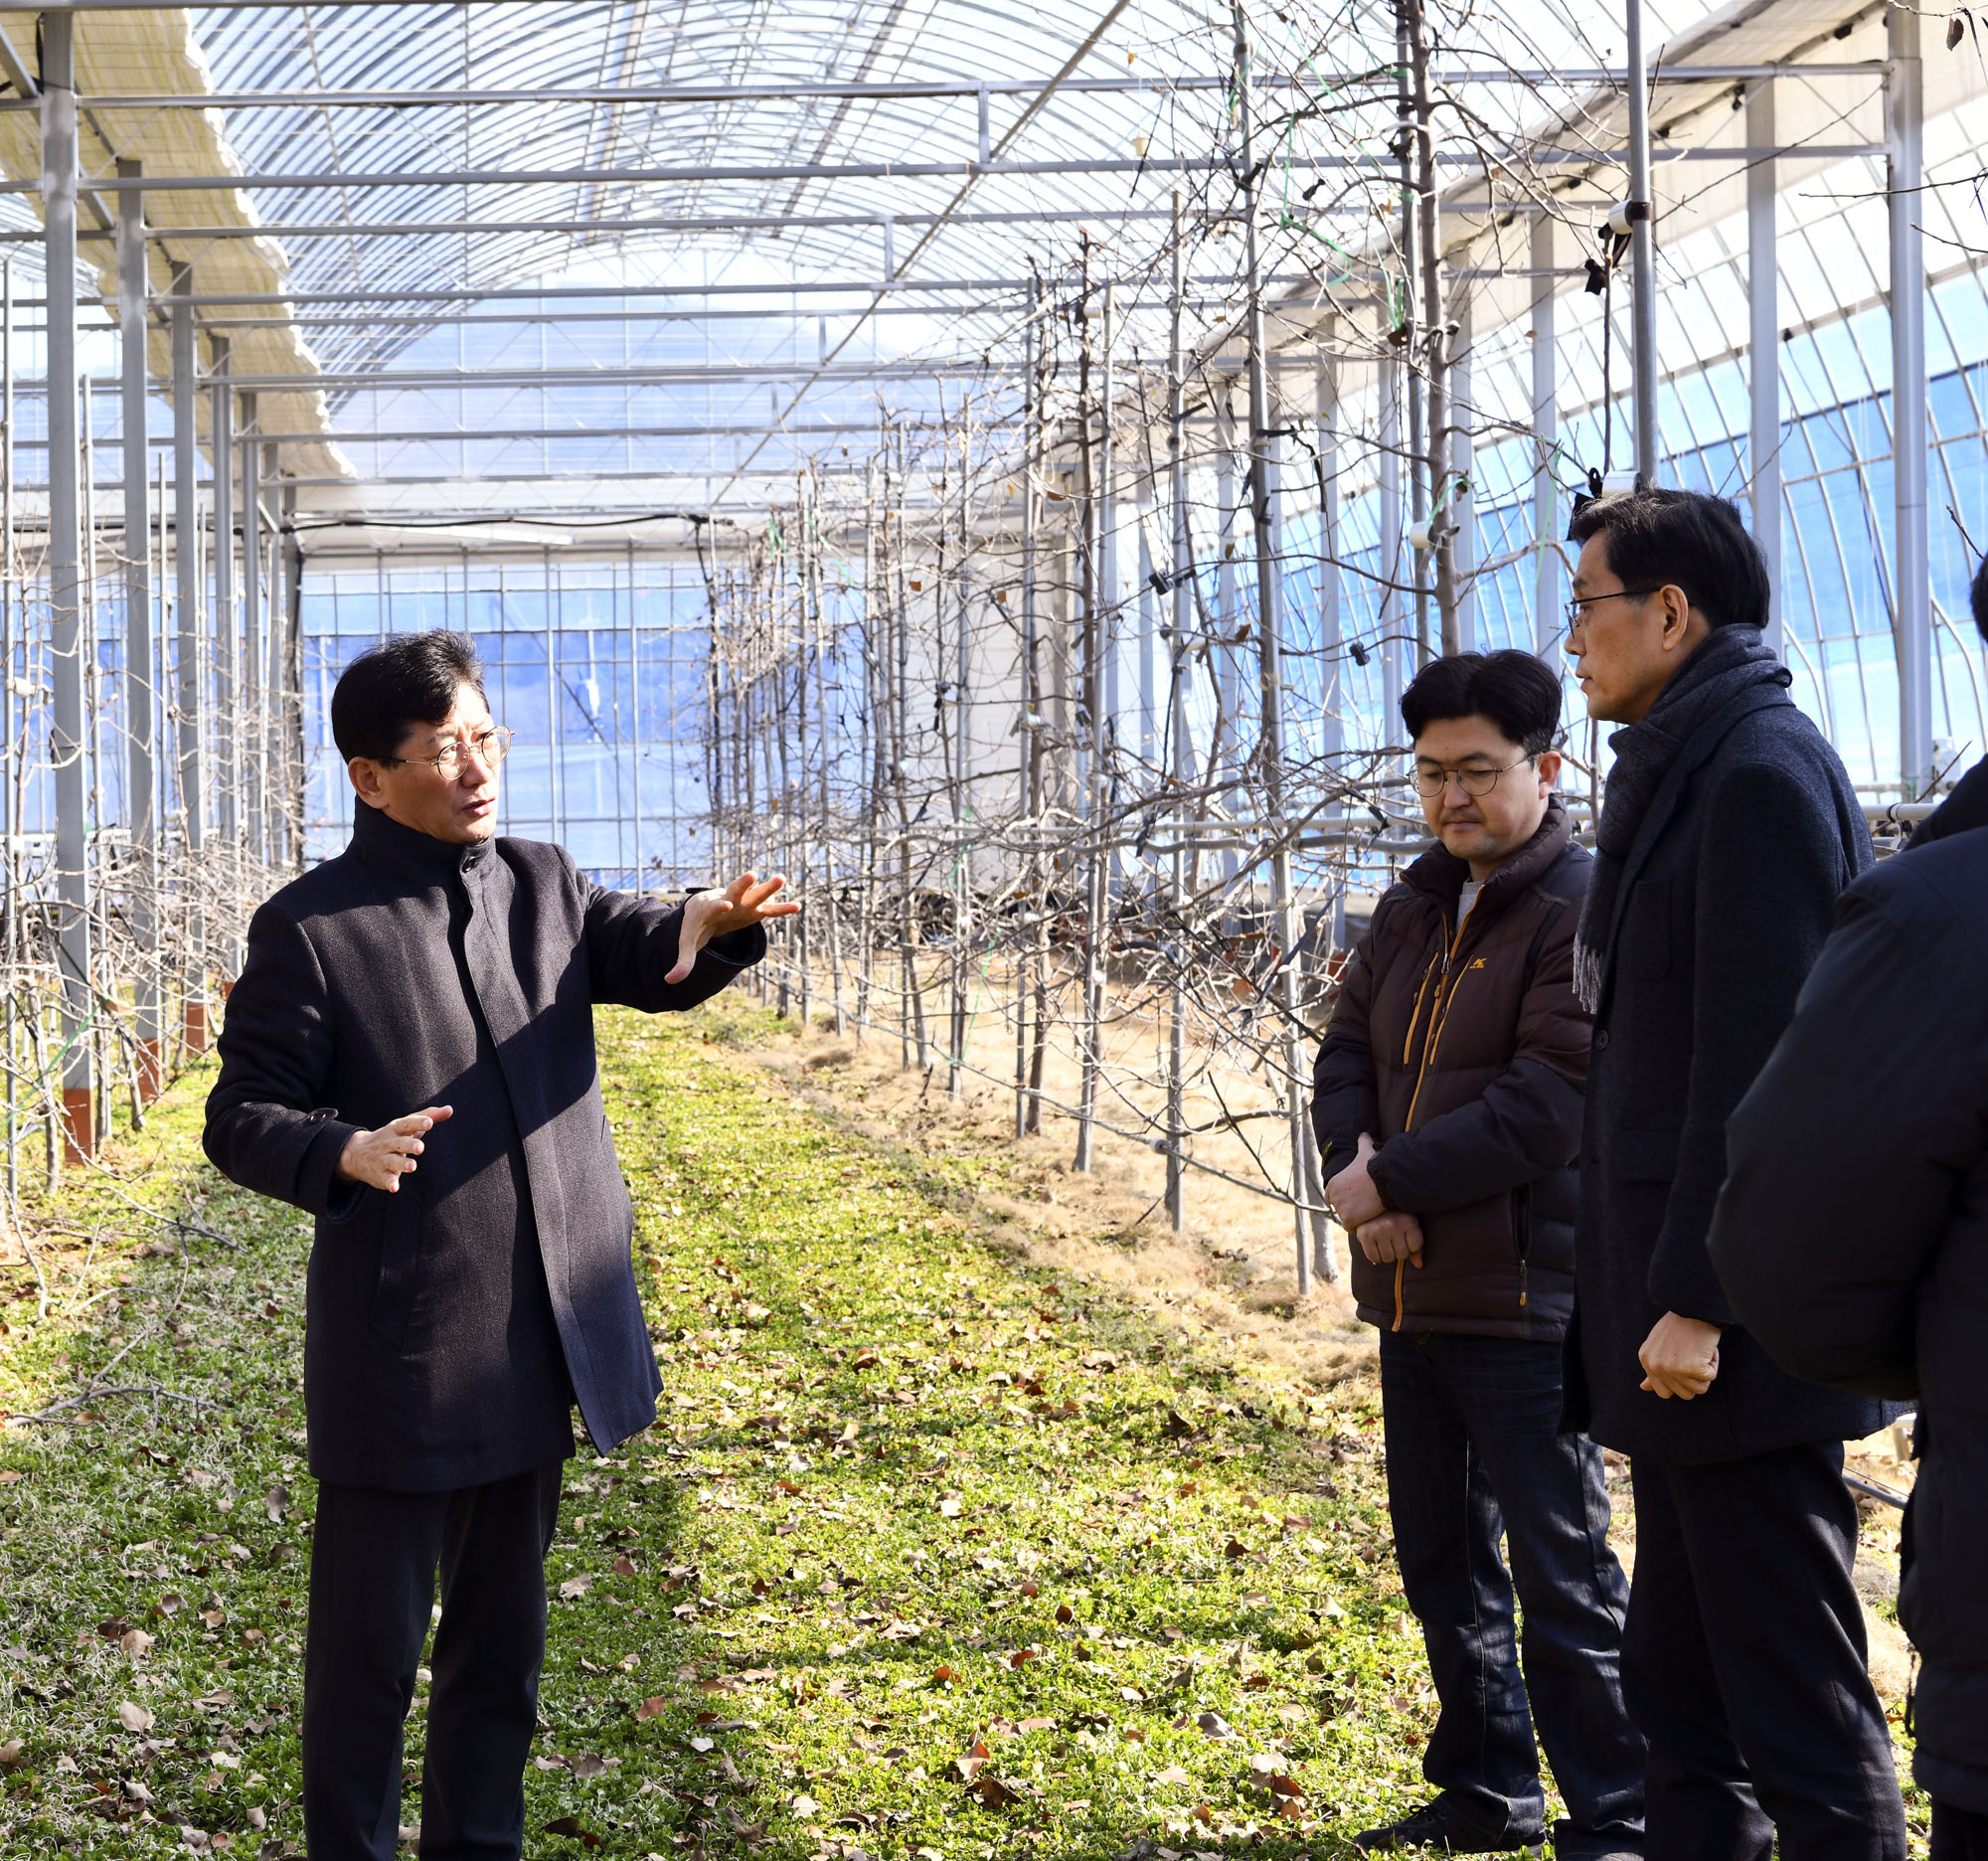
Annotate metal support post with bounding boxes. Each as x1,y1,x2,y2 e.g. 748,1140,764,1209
242,390,262,862
1452,286,1475,655
1075,276,1114,1173
1531,215,1561,657
282,478,302,871
1165,193,1189,1234
1748,83,1782,658
1233,2,1314,1295
211,334,236,859
1380,354,1405,752
1316,346,1346,956
43,10,91,1163
118,157,159,1101
1888,10,1930,797
171,263,206,1050
1625,0,1660,487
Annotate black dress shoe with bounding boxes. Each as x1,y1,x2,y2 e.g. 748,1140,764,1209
1352,1793,1548,1855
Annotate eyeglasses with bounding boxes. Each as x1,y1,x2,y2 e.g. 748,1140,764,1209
385,726,514,776
1564,587,1662,631
1412,758,1534,799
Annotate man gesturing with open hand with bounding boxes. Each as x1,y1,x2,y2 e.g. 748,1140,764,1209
204,631,781,1861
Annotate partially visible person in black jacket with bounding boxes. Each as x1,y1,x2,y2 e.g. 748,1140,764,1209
1564,488,1904,1861
1905,554,1988,848
1314,651,1643,1859
1708,832,1988,1861
205,631,794,1861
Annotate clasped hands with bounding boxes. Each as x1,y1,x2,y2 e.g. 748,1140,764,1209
1326,1133,1424,1269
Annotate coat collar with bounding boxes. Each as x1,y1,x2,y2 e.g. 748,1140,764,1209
347,798,494,884
1403,792,1573,916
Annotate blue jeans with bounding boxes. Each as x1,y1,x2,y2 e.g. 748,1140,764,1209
1380,1328,1645,1857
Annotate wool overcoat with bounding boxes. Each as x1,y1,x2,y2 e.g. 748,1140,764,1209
1569,675,1891,1463
1707,828,1988,1812
1311,797,1592,1339
204,802,765,1491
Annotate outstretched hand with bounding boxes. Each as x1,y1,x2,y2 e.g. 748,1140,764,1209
336,1105,453,1192
668,872,800,984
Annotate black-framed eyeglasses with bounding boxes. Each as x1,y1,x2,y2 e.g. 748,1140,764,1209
1564,587,1662,631
384,726,515,776
1412,757,1534,799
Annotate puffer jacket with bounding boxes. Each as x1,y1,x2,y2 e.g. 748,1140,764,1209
1311,796,1592,1339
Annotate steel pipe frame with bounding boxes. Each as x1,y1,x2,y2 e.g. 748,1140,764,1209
1625,0,1661,487
171,261,205,1046
118,156,157,1089
24,206,1248,243
1530,213,1559,656
135,272,1319,306
1889,5,1930,798
0,144,1888,196
1749,82,1783,661
3,64,1884,107
42,9,90,1153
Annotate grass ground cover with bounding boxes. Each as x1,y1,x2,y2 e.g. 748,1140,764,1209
1,1000,1804,1858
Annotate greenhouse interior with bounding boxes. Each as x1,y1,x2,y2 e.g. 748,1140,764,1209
0,0,1980,1276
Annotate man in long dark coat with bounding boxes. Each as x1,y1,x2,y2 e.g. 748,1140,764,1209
204,629,792,1861
1562,488,1903,1860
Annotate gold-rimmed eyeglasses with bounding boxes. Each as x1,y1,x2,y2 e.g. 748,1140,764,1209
1412,758,1534,799
385,726,515,777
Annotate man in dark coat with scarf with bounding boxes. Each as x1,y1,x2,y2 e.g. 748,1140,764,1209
204,630,793,1861
1563,488,1903,1860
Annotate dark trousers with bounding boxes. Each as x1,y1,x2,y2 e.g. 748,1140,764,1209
1380,1330,1645,1857
1934,1803,1988,1860
1623,1444,1905,1861
304,1463,564,1861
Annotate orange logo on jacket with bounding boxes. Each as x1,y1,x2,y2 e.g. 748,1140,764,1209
1469,957,1487,969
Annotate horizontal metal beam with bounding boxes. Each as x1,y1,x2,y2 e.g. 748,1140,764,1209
0,63,1885,104
45,156,1235,191
33,206,1242,244
20,142,1887,196
126,270,1320,311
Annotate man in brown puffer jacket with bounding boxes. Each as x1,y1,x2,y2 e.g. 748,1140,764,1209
1313,650,1642,1859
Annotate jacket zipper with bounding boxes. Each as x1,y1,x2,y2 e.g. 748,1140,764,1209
1402,894,1484,1134
1513,1182,1531,1310
1391,890,1485,1330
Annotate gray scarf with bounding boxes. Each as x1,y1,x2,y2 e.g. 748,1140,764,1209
1573,624,1791,1011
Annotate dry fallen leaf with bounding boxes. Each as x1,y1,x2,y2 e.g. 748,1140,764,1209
120,1628,155,1660
543,1815,602,1848
610,1555,639,1578
634,1695,669,1721
116,1701,154,1733
558,1576,591,1601
953,1739,991,1783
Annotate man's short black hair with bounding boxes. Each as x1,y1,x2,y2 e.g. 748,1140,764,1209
1401,649,1564,759
1567,486,1769,632
330,629,486,763
1970,553,1988,644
